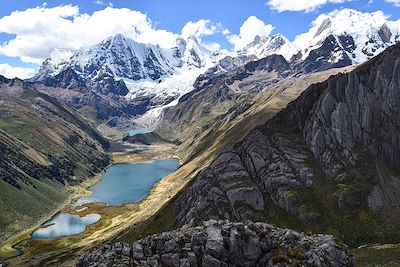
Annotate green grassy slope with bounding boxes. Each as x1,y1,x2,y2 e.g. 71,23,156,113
0,76,110,242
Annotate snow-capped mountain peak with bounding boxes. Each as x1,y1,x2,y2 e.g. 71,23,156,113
293,9,400,63
32,33,220,119
172,35,215,69
67,33,179,81
238,33,296,61
33,48,74,80
31,9,400,125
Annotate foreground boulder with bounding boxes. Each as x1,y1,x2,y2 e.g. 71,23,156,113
77,220,353,266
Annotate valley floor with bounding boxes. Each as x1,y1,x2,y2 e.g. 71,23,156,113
2,64,400,266
0,127,194,266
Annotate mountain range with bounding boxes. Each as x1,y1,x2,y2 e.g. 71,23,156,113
30,9,400,125
3,7,400,267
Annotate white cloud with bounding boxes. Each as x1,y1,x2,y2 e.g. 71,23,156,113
0,64,36,79
181,19,220,39
202,42,222,52
0,5,180,64
228,16,274,51
386,0,400,7
94,0,113,7
267,0,352,12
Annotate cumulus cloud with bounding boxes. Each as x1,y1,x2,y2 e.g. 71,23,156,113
181,19,220,39
386,0,400,6
267,0,352,12
0,64,36,79
228,16,274,51
0,5,181,64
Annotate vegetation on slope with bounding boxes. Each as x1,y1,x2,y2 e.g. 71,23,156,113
0,76,110,243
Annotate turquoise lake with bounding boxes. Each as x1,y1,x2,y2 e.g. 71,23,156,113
31,213,101,240
30,159,179,240
76,159,180,206
127,129,151,136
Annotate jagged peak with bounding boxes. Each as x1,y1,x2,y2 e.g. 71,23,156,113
295,8,391,48
239,33,295,61
186,35,200,44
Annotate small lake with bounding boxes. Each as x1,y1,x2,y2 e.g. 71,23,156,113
31,213,101,240
127,129,151,136
29,159,179,240
76,159,180,206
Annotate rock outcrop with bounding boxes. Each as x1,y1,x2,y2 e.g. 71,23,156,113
77,220,353,267
172,44,400,246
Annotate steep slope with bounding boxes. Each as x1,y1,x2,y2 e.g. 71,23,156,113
238,9,400,74
30,9,400,125
31,34,219,122
239,34,296,61
79,220,353,267
34,34,177,83
0,76,110,242
292,9,400,73
170,44,400,247
157,55,290,160
157,53,351,163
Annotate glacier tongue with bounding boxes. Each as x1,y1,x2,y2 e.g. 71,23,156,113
31,8,400,124
34,33,218,84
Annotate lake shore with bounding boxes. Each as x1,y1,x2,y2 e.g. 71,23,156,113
1,127,187,266
0,165,108,261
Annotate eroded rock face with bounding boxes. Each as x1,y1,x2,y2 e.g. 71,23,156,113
77,220,353,267
174,44,400,244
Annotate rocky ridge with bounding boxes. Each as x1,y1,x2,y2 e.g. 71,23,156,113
30,9,400,124
170,44,400,247
77,220,353,267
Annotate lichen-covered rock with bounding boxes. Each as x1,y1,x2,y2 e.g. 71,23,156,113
77,220,353,267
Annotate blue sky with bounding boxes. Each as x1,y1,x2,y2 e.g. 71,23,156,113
1,0,400,78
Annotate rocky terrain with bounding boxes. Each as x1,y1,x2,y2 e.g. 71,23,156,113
4,8,400,267
166,44,400,247
157,49,353,164
28,9,400,126
0,75,110,241
30,34,220,122
77,220,353,267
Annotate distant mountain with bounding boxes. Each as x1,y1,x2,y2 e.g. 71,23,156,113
239,9,400,73
30,9,400,124
31,34,220,121
293,9,400,64
238,34,296,61
33,34,217,83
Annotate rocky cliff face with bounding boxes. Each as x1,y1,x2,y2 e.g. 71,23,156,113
31,34,218,122
161,54,292,129
171,44,400,246
77,220,353,267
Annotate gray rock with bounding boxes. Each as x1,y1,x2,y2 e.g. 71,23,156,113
160,253,180,267
171,44,400,247
132,243,144,259
77,220,353,267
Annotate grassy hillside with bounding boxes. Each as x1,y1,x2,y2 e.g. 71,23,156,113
115,67,354,242
0,76,110,243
